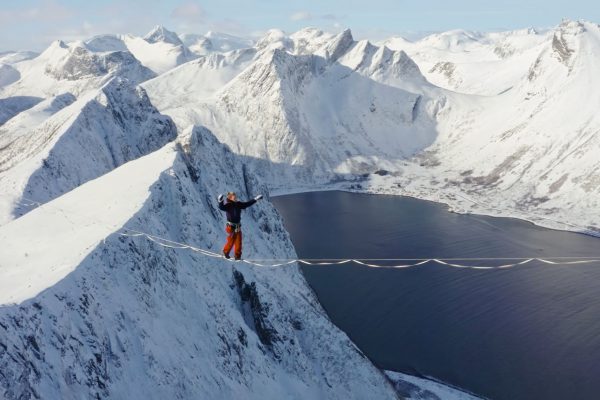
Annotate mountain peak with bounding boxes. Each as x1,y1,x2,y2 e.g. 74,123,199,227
256,29,293,52
322,29,354,62
558,19,586,33
144,25,183,45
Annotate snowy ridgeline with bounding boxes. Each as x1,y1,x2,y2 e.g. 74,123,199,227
0,127,400,399
1,19,599,399
136,21,600,233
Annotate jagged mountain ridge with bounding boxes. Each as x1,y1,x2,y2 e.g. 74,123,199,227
0,78,176,225
0,126,399,399
0,19,599,399
144,29,443,186
0,39,155,100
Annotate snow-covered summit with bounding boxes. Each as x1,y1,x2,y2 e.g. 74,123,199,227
0,39,155,100
318,29,354,62
0,77,176,224
84,34,129,52
144,25,184,46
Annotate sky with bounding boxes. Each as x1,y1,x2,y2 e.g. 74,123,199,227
1,0,599,52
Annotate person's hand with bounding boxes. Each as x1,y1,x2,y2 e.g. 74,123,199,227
254,194,263,201
218,194,224,202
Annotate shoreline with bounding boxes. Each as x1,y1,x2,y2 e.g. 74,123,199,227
270,179,600,240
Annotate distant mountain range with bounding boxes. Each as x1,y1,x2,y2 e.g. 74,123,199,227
1,20,597,399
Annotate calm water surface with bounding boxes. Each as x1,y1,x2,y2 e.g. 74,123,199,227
272,191,600,400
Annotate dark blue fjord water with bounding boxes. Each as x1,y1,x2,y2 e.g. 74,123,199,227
271,191,600,400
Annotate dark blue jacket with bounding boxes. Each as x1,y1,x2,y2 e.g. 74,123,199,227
218,199,256,224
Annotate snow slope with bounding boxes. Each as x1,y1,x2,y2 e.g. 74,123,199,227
0,40,154,100
385,20,600,232
0,78,176,225
383,28,549,95
145,29,444,187
0,126,398,399
121,26,196,74
0,51,38,65
142,47,257,112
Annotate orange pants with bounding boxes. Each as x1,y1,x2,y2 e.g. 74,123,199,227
223,225,242,259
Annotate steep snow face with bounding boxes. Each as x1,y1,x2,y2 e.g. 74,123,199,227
121,26,195,74
209,48,438,181
0,126,398,400
142,48,257,114
0,40,155,100
144,25,185,46
0,78,176,225
329,34,429,92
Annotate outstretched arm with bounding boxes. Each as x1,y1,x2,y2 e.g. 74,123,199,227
238,199,257,209
239,194,263,209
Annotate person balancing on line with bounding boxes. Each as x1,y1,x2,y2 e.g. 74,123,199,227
218,191,263,260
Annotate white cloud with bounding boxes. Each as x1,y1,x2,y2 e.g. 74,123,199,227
171,1,207,23
0,0,72,25
290,11,312,21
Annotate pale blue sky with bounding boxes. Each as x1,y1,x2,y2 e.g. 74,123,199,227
1,0,599,52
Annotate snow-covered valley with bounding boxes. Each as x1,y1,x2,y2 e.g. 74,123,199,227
1,20,597,398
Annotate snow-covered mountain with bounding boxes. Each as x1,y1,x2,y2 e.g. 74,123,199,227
142,47,257,112
1,19,599,399
144,29,444,186
120,26,196,74
0,39,155,100
144,21,600,232
0,126,399,399
381,19,600,232
0,78,176,224
383,27,549,95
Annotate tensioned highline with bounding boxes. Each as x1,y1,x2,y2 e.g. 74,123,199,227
12,195,600,270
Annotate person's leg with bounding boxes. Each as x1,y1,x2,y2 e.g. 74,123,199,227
234,230,243,260
223,225,235,257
